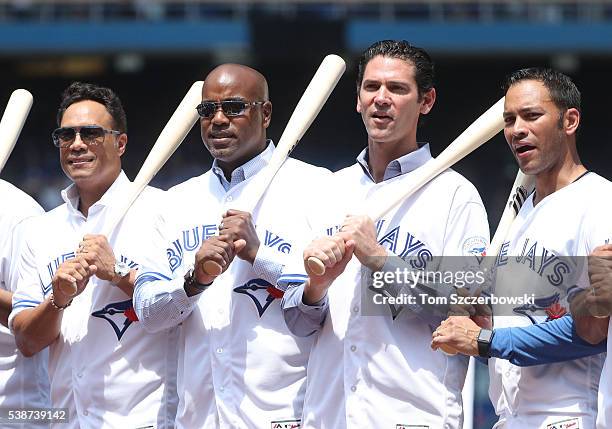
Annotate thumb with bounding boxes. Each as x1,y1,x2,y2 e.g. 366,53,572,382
234,239,247,254
338,240,356,267
88,264,98,276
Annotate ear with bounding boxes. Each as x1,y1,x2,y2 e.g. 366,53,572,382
419,88,436,115
564,108,580,136
262,101,272,129
356,93,362,114
116,133,127,157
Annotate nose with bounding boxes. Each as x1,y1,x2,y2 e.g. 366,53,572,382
211,106,230,125
67,132,88,150
511,117,528,140
373,86,391,106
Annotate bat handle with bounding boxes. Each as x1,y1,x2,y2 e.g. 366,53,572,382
306,257,326,276
58,281,77,298
202,260,223,277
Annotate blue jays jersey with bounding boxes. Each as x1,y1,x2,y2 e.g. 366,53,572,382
490,172,612,429
280,144,490,429
9,172,178,429
0,179,48,428
134,154,331,429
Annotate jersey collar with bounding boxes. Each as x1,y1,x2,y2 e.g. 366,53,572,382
356,142,432,182
211,140,275,191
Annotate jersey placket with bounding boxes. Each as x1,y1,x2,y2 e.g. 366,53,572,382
344,266,367,427
65,205,103,426
209,267,238,426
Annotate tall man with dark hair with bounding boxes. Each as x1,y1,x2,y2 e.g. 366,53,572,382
432,68,612,428
10,82,178,428
279,40,489,428
133,64,330,428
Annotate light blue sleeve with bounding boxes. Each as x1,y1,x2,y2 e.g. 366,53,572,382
279,274,328,337
490,315,606,367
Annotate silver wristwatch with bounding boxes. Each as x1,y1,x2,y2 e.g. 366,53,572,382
111,261,131,285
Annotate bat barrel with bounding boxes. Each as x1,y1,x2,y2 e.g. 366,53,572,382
0,89,33,173
310,97,506,276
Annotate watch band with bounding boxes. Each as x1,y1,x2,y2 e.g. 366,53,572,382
477,328,494,358
184,267,213,292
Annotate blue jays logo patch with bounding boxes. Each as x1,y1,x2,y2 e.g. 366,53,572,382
234,278,282,317
462,236,488,261
513,293,560,324
92,299,137,340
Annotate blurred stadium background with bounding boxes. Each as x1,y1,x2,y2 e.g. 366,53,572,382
1,1,611,427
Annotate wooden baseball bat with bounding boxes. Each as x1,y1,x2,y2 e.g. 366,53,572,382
0,89,33,174
439,168,534,355
308,97,506,275
486,168,535,262
202,54,346,276
60,81,203,296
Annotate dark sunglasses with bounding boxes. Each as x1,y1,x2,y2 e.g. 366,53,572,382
52,125,121,148
196,100,265,119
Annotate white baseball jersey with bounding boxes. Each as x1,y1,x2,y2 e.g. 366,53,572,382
280,144,490,429
0,179,48,427
490,172,612,429
134,144,331,429
9,172,179,429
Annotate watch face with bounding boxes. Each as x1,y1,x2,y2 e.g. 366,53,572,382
478,329,493,343
115,261,131,277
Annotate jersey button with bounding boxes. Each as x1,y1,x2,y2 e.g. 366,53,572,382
216,347,223,354
77,373,83,378
350,385,357,392
352,306,359,313
83,410,88,416
226,196,233,202
350,345,357,352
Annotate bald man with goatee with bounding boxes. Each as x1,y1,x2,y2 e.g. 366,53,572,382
133,64,331,428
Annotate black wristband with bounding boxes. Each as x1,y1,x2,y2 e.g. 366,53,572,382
183,267,213,292
477,328,495,358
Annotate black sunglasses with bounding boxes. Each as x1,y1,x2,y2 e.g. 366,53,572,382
52,125,121,148
196,100,265,119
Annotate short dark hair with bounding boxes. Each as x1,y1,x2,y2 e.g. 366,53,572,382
356,40,435,99
56,82,127,133
503,68,581,114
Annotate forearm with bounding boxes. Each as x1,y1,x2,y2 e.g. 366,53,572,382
0,289,12,327
281,282,328,337
491,316,607,366
114,269,136,298
252,245,286,286
133,271,200,333
12,302,62,356
571,290,610,344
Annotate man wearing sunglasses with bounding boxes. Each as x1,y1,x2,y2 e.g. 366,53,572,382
10,82,178,428
133,63,330,428
0,180,49,424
